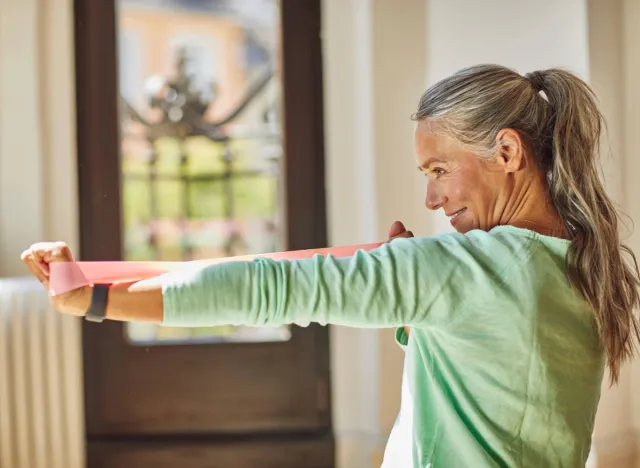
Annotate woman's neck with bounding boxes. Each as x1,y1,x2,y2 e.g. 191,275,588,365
502,173,569,239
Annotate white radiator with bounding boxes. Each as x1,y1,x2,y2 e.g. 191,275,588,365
0,277,85,468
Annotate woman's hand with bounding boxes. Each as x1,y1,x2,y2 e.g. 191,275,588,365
387,221,414,242
20,242,90,316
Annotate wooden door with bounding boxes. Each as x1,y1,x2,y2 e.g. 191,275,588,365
73,1,333,466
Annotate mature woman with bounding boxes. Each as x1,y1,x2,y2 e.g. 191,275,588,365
22,64,640,467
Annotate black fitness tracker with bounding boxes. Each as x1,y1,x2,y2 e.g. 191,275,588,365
85,283,110,323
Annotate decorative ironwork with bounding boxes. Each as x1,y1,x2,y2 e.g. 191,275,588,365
120,47,278,260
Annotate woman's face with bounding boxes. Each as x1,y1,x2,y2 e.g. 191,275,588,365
414,119,521,233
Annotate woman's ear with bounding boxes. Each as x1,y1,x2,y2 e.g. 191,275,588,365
495,128,526,173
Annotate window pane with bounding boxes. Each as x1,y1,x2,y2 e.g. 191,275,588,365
116,0,289,345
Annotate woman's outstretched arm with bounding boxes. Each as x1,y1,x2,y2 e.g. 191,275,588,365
22,231,491,329
20,241,166,323
112,238,437,327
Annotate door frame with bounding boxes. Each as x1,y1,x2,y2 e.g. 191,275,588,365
73,0,332,464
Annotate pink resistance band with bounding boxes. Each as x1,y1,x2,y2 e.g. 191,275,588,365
48,242,384,296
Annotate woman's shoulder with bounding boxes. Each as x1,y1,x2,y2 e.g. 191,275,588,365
398,225,569,282
420,225,570,256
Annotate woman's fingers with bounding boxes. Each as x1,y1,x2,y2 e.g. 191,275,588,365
21,241,74,285
387,221,414,241
21,251,49,286
388,221,408,238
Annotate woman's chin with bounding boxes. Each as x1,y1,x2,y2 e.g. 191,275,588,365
449,213,473,233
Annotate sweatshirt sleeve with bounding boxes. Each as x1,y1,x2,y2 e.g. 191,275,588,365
160,233,500,329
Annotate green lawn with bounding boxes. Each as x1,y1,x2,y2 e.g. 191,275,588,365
122,136,278,223
121,135,287,344
122,135,279,260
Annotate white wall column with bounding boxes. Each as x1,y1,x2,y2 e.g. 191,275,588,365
0,0,80,273
586,0,639,465
0,0,45,274
0,1,84,466
322,1,383,466
621,0,640,464
322,0,428,466
370,1,428,459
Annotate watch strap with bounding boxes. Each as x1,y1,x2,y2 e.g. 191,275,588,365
85,283,110,323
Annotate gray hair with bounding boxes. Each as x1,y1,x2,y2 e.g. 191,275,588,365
413,64,640,384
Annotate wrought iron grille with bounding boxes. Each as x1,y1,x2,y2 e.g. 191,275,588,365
120,47,282,261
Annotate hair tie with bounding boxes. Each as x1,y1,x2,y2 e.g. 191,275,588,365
525,72,545,93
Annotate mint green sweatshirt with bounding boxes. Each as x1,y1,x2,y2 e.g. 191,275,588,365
161,225,604,467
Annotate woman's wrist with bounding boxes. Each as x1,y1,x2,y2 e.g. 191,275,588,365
55,285,93,317
51,281,164,323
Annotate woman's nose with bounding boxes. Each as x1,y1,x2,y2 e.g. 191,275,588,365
425,180,446,211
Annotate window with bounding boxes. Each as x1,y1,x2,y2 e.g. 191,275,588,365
116,0,290,344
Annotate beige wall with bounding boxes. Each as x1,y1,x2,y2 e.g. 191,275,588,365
587,1,638,465
0,0,80,274
589,0,640,465
322,1,428,465
0,0,84,467
371,0,429,440
621,0,640,464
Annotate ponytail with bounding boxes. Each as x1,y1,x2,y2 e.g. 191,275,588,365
532,69,640,383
